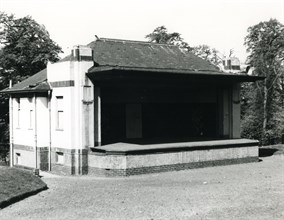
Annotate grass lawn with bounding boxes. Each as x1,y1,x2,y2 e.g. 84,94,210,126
0,166,47,209
1,151,283,219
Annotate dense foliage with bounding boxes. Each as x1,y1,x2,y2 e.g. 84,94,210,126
0,12,62,142
192,45,222,66
242,19,284,145
145,26,222,66
145,26,191,50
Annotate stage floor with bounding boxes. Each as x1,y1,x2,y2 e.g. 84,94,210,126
88,138,259,176
91,139,259,155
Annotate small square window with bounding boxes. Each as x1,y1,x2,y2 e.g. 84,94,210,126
15,153,21,165
56,152,64,164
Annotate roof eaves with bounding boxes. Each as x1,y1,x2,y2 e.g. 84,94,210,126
89,65,222,74
0,68,48,94
2,89,50,94
87,65,265,82
0,80,51,94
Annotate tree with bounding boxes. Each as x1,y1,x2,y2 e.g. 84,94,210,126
192,45,222,66
0,12,62,143
145,26,192,51
242,19,284,145
146,26,222,66
0,12,62,83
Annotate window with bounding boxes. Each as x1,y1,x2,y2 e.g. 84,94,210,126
29,109,33,129
56,152,64,164
15,153,21,165
28,97,33,129
56,96,64,130
16,98,20,128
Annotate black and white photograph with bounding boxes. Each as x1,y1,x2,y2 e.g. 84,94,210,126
0,0,283,219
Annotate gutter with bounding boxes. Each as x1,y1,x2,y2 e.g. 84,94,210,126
48,89,52,171
34,94,38,169
0,89,50,94
9,80,13,167
87,66,265,82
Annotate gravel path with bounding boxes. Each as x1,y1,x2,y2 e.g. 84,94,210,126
0,154,283,220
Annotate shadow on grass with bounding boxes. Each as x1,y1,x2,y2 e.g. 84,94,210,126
0,167,48,209
259,148,278,157
0,186,48,209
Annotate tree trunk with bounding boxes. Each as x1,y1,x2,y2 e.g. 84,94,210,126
280,73,284,110
262,79,268,145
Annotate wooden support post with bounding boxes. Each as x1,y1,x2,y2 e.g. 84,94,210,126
231,83,241,138
223,88,231,138
94,87,101,146
218,88,231,138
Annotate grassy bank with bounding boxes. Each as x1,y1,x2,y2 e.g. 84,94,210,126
0,166,47,209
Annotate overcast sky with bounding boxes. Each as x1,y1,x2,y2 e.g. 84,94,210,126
1,0,283,62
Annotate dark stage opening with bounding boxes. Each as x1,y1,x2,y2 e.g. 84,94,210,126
142,103,217,140
101,102,218,145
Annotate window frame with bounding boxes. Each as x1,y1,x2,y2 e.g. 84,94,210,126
56,96,64,130
15,153,21,165
56,152,64,164
16,98,21,128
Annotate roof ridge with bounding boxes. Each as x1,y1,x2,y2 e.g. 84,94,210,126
97,37,177,47
97,64,221,73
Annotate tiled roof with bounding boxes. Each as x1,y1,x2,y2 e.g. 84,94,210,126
1,38,263,94
88,38,221,73
1,69,50,94
87,39,265,82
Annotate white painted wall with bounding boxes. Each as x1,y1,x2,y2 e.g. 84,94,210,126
11,45,95,170
12,97,34,146
47,61,74,82
47,45,94,150
50,87,74,149
36,97,49,147
12,96,48,147
72,59,94,149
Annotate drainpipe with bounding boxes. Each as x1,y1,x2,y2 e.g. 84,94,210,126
9,80,13,167
48,90,52,171
34,94,38,169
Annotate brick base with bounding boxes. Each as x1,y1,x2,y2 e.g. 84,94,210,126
12,140,259,177
50,148,88,175
13,144,49,170
88,157,259,177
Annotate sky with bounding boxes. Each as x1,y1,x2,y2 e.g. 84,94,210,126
0,0,283,62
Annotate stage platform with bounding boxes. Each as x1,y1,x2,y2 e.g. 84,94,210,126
88,139,259,176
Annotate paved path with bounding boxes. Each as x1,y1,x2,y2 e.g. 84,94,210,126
0,155,283,220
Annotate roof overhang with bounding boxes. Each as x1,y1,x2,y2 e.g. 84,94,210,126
0,89,50,95
0,82,51,95
0,68,50,95
87,66,265,86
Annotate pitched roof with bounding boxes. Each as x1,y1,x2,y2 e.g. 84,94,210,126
1,69,50,94
88,38,221,73
1,38,263,94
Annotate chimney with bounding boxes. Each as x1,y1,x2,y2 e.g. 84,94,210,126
71,45,93,62
227,59,232,70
